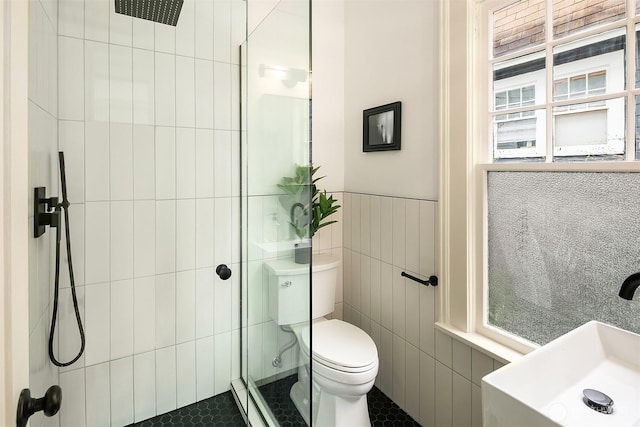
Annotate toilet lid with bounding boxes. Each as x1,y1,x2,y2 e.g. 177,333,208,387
302,319,377,370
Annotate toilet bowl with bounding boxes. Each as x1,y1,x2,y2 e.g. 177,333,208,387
264,254,379,426
301,319,378,427
287,318,378,426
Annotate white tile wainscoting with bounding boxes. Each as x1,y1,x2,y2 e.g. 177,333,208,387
341,192,506,427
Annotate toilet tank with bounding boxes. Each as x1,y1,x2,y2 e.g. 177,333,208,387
264,253,341,325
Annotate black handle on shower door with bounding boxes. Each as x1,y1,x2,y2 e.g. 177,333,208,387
216,264,232,280
16,385,62,427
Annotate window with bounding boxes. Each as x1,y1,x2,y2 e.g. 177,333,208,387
440,0,640,355
491,23,628,161
480,0,640,350
494,86,537,152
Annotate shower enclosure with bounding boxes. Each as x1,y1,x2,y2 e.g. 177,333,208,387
26,0,311,424
240,1,312,425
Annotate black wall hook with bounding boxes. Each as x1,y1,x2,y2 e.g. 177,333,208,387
401,271,438,287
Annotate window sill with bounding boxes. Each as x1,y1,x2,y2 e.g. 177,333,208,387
435,322,532,365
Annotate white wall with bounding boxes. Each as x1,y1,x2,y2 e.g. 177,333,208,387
335,2,511,426
28,0,245,425
312,0,345,193
344,0,440,200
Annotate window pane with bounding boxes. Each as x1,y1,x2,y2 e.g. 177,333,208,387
554,79,568,101
569,75,586,96
493,0,545,58
588,71,606,91
553,98,625,158
496,118,536,149
487,172,640,345
495,91,507,109
635,95,640,159
522,85,535,104
553,29,625,96
507,88,521,106
553,0,625,39
493,109,546,159
493,52,546,112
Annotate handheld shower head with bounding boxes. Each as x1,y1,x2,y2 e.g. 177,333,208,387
115,0,184,26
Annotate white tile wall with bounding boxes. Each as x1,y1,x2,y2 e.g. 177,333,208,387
342,192,506,427
26,0,245,425
86,362,111,426
29,6,60,425
176,128,196,198
110,357,134,426
176,341,197,407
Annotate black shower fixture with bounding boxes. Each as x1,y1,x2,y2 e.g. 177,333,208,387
115,0,184,26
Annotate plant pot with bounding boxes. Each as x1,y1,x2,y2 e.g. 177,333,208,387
294,241,311,264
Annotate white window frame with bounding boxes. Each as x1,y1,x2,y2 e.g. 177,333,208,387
438,0,640,361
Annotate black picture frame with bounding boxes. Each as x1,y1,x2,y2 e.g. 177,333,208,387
363,101,401,152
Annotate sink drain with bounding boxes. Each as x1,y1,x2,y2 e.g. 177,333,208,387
583,389,614,414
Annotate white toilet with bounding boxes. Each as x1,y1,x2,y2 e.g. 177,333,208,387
265,253,379,427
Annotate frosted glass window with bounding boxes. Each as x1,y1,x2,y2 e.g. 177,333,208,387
487,171,640,345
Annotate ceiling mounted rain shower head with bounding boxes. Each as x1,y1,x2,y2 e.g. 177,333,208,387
115,0,184,26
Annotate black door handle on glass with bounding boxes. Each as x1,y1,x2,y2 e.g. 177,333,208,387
216,264,232,280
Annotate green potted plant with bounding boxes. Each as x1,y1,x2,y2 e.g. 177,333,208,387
278,165,340,263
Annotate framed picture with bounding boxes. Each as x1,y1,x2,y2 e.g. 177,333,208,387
363,101,401,152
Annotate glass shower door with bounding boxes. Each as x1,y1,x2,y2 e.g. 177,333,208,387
241,0,311,424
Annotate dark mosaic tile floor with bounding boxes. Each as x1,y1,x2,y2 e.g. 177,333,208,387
131,375,420,426
258,375,306,426
367,386,421,427
258,374,421,427
127,391,245,427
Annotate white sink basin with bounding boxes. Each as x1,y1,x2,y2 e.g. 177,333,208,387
482,321,640,427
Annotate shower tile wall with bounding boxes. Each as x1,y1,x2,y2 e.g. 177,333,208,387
34,0,248,425
341,192,506,427
28,0,60,425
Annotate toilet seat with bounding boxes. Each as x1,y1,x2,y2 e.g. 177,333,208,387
301,319,378,373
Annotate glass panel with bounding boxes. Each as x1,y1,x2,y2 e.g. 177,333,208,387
495,91,507,109
553,98,625,158
243,1,311,425
553,29,625,95
493,109,546,160
508,88,521,106
496,118,537,149
588,71,606,93
553,0,625,39
522,85,535,104
493,0,545,58
493,52,546,111
570,74,586,96
487,171,640,345
554,79,568,101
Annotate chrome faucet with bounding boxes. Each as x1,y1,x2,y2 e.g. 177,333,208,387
619,272,640,300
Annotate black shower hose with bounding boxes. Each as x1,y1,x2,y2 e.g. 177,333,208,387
48,152,85,367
